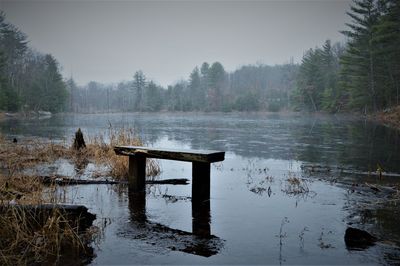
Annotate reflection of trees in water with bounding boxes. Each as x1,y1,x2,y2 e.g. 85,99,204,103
0,116,66,139
294,119,400,173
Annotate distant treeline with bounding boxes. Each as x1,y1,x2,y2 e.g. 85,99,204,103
66,63,297,113
1,0,399,114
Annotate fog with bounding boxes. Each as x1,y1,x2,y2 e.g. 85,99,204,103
0,0,351,86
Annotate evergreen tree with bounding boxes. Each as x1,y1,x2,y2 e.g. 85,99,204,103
207,62,226,111
0,48,18,111
373,0,400,107
145,81,162,111
132,70,146,111
296,48,323,111
24,54,68,112
66,77,78,112
200,62,210,110
189,67,203,110
341,0,380,112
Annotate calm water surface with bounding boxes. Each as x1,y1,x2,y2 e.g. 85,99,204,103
1,113,400,264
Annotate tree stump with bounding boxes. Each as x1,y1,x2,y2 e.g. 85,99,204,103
72,128,86,150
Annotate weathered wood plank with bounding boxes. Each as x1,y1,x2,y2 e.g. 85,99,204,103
114,146,225,163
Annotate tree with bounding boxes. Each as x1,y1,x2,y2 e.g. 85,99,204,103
145,81,162,111
188,67,203,110
25,54,68,112
66,77,78,112
341,0,380,112
296,48,324,111
373,0,400,107
207,62,226,111
0,48,18,111
0,11,28,110
132,71,146,111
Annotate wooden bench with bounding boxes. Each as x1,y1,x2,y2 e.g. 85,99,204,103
114,146,225,204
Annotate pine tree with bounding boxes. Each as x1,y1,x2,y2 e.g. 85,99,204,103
373,0,400,107
145,81,162,111
296,48,323,111
341,0,380,112
207,62,226,111
189,67,203,110
132,71,146,111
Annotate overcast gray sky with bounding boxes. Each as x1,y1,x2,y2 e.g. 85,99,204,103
0,0,351,86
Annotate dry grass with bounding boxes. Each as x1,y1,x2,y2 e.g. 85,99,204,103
85,126,161,180
0,206,92,265
282,172,311,195
0,139,71,177
0,174,94,265
0,127,161,180
0,127,160,263
0,175,43,204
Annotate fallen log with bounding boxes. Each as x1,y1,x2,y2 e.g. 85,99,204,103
37,175,189,186
301,164,400,178
147,178,189,185
0,204,96,232
40,175,120,185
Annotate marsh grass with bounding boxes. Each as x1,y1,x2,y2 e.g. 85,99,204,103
0,127,161,181
0,173,94,265
85,126,161,180
0,206,92,265
0,127,160,264
282,172,312,195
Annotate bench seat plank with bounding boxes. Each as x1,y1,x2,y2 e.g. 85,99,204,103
114,146,225,163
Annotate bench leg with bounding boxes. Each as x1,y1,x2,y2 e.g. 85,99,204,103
192,162,211,236
192,162,210,205
128,155,146,192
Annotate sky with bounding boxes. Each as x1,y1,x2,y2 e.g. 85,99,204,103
0,0,352,87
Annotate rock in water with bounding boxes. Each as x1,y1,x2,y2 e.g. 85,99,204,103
344,227,377,249
72,128,86,150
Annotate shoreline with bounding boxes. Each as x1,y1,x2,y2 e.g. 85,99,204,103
2,108,400,131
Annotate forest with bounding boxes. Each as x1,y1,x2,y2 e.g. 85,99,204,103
0,0,399,114
0,12,67,113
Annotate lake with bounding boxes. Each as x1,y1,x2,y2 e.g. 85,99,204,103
1,112,400,264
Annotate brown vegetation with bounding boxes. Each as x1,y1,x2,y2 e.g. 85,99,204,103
84,126,161,180
282,172,312,196
374,106,400,130
0,127,160,264
0,126,160,180
0,173,95,264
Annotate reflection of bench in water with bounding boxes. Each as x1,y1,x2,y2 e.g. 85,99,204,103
119,192,224,257
114,146,225,256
